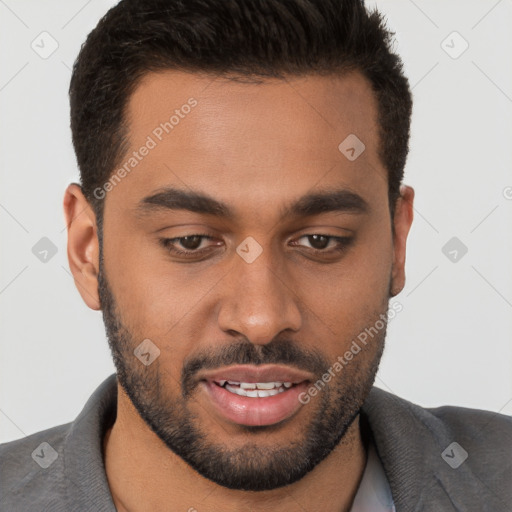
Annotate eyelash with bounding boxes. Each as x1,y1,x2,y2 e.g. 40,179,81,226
158,233,353,259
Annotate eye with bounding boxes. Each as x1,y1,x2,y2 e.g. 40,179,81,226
291,234,353,254
159,233,219,257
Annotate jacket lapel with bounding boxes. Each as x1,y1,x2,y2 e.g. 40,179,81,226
360,386,510,511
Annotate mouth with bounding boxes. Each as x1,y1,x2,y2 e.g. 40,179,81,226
215,379,295,397
198,365,313,427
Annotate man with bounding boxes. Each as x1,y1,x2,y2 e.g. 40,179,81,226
1,0,511,510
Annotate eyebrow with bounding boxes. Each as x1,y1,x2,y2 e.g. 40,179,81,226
134,186,369,221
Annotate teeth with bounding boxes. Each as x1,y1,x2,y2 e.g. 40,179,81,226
254,382,280,390
225,385,245,396
224,381,292,398
216,380,295,394
224,381,292,389
257,389,280,397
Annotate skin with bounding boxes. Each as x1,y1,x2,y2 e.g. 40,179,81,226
63,70,414,512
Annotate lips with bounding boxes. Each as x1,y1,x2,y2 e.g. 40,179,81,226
198,364,314,427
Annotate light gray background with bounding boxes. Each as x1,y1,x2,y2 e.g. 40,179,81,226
1,0,511,443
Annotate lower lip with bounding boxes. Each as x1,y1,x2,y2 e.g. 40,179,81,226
202,380,309,427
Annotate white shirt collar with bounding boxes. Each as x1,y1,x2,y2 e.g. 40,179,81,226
350,440,396,511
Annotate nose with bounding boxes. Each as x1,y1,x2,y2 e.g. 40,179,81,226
217,243,302,345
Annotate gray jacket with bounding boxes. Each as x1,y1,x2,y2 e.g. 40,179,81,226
1,373,511,511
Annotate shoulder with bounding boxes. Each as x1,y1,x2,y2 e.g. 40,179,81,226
0,373,118,511
420,399,512,474
368,386,512,439
425,399,512,437
364,386,512,453
362,387,512,509
0,422,72,511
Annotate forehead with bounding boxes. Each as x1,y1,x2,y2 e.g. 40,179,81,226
126,69,379,150
106,70,387,219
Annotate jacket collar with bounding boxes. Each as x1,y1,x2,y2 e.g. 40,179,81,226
62,373,118,511
360,386,505,511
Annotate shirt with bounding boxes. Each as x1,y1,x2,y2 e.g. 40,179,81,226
350,441,395,511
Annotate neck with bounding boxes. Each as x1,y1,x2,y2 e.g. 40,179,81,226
103,384,368,512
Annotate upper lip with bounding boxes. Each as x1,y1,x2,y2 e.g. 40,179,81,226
199,364,314,385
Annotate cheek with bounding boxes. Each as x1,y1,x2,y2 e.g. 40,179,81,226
101,230,179,335
105,237,224,354
294,228,393,333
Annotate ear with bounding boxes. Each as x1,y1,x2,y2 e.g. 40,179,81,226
390,185,414,297
63,183,101,310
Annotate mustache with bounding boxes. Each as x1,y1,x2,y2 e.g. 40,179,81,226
181,338,330,397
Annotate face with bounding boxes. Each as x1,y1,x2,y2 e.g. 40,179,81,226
68,70,413,491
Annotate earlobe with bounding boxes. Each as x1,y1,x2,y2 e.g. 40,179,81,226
63,183,101,310
390,185,415,297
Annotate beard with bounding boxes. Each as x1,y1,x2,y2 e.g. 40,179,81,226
97,234,389,491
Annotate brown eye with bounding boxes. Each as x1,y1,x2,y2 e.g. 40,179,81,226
293,234,353,253
178,235,204,250
159,233,218,258
306,234,330,250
